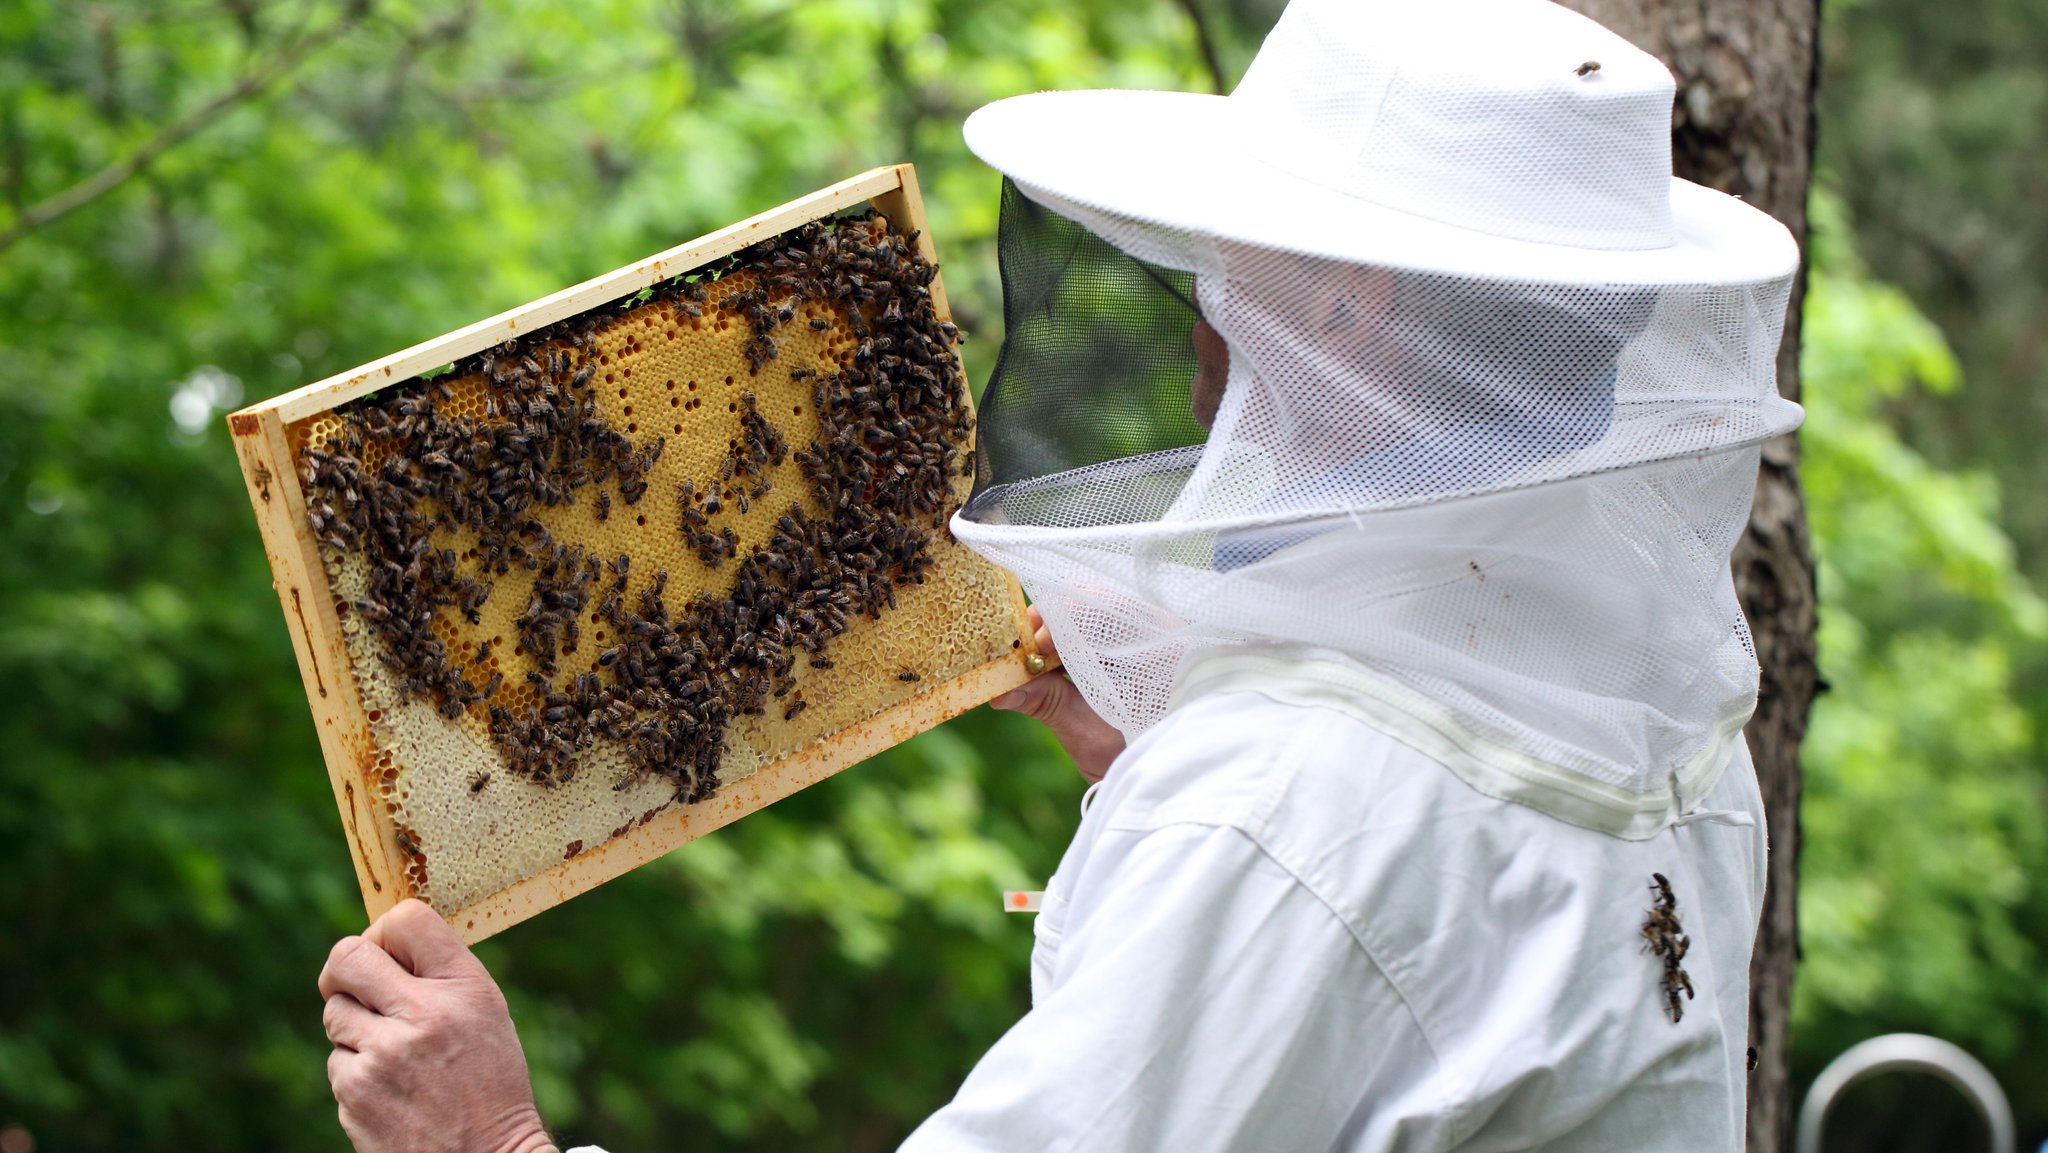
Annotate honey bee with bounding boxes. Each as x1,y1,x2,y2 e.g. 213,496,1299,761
1575,59,1601,76
1643,871,1694,1024
1650,872,1675,906
468,770,492,794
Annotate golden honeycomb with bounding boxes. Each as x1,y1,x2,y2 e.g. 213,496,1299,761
285,216,1020,912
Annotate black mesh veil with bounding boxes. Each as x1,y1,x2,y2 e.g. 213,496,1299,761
967,179,1207,516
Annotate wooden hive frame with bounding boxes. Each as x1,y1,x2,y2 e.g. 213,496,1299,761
227,164,1043,942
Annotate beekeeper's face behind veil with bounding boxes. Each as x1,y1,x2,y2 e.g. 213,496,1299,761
951,0,1804,839
1183,245,1651,504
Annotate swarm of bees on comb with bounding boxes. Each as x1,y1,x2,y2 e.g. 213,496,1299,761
296,210,972,841
1642,871,1695,1023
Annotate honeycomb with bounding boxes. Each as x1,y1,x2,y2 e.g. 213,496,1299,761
286,214,1019,912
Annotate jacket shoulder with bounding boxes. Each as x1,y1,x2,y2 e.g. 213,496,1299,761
1102,688,1406,839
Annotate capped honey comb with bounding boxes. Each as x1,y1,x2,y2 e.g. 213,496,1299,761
228,167,1039,941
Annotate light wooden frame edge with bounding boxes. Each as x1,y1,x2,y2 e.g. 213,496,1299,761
264,165,911,426
227,163,1044,943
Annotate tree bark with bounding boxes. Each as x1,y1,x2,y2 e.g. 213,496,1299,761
1555,3,1822,1151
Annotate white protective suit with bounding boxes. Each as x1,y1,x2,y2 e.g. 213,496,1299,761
899,661,1766,1151
923,0,1796,1147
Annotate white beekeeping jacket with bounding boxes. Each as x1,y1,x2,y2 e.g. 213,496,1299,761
900,660,1767,1152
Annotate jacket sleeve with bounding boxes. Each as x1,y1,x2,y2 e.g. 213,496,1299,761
898,820,1442,1153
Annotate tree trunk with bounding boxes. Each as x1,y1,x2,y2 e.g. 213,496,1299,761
1555,3,1822,1150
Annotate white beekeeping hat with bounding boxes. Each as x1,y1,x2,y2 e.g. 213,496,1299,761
966,0,1796,285
951,0,1803,838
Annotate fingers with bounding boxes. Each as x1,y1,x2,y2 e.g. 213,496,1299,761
1004,606,1124,781
991,665,1126,784
364,899,480,980
1025,604,1060,663
322,992,385,1053
319,933,416,1016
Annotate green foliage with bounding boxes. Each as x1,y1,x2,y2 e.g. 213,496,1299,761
6,0,2044,1148
1818,0,2048,578
1802,193,2046,637
1794,187,2048,1126
1814,0,2048,1127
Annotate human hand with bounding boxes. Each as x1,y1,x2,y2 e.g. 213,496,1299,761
318,899,557,1153
990,605,1127,783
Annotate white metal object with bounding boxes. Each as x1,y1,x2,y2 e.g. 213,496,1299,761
1794,1033,2014,1153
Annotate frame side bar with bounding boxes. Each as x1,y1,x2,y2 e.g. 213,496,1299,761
228,408,410,922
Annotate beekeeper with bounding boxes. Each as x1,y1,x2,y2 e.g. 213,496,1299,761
316,0,1802,1149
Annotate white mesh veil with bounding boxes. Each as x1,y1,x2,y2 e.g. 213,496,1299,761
951,0,1802,836
954,181,1798,832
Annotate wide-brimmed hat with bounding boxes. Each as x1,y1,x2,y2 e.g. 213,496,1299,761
964,0,1797,287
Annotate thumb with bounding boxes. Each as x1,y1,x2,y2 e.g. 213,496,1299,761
364,898,481,979
994,673,1093,736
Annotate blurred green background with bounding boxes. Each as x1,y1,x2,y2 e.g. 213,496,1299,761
0,1,2042,1149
